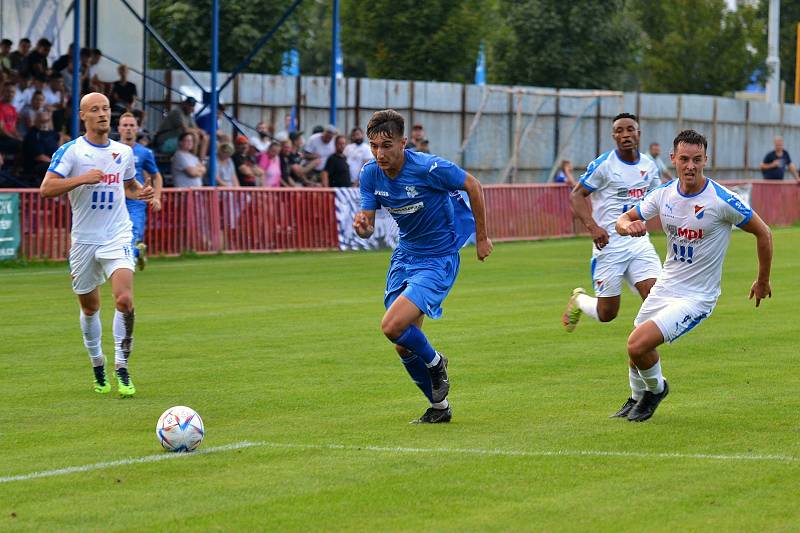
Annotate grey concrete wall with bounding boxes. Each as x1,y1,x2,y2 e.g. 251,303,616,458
145,71,800,183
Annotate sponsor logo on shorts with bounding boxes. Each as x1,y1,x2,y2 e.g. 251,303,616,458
387,202,424,215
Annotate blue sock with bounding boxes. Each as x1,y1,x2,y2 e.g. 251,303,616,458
393,325,437,365
400,353,433,402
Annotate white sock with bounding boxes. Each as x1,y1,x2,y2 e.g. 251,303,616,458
629,367,646,400
431,399,449,409
637,361,665,394
576,294,600,321
80,310,104,367
426,352,441,368
113,309,135,369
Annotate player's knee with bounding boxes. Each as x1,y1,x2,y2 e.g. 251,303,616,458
380,316,406,341
115,292,134,313
627,335,647,358
597,308,618,322
81,304,100,316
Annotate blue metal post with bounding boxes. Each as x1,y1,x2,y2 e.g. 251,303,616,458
330,0,339,126
209,0,219,186
71,0,81,138
142,0,148,113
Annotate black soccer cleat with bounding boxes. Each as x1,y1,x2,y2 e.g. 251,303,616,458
411,407,452,424
429,353,450,403
627,380,669,422
609,397,638,419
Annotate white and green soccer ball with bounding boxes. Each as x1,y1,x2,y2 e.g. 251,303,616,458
156,406,205,452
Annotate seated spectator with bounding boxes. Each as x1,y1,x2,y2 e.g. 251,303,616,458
111,64,137,113
258,141,285,187
232,134,263,187
284,131,318,186
304,124,337,181
9,38,30,73
17,89,45,136
344,127,371,185
0,81,22,158
279,139,302,187
22,110,58,186
216,142,239,187
19,73,46,110
553,159,576,186
249,121,271,153
43,73,64,108
25,38,51,78
12,72,29,112
171,132,206,188
156,96,208,158
195,103,228,142
51,43,74,74
0,39,12,73
321,135,351,187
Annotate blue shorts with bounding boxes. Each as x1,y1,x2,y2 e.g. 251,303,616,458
126,201,147,251
384,249,461,319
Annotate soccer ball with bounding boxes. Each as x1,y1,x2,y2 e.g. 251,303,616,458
156,406,205,452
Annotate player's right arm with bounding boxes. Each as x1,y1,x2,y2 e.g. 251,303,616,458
615,207,647,237
40,169,103,198
353,210,375,239
569,183,608,249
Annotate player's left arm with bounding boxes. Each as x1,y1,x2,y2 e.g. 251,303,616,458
143,149,163,211
615,207,647,237
738,213,773,307
463,173,493,261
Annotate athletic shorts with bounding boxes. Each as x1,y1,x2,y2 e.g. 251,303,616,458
634,287,716,344
69,239,135,295
384,249,460,319
591,239,661,298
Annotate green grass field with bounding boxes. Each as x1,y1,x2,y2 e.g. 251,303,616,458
1,228,799,531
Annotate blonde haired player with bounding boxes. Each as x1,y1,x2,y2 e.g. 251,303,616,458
40,93,154,396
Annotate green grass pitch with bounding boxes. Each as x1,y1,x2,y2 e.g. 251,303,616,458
1,227,799,530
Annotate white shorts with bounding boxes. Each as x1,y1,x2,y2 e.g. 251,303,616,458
590,240,661,298
634,288,716,344
69,240,135,295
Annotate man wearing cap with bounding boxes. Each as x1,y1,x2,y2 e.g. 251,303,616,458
155,96,208,158
304,124,337,182
406,123,426,151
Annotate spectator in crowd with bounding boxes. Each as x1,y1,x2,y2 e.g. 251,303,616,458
156,96,207,157
304,124,337,179
283,132,317,186
43,73,64,108
233,134,263,187
22,110,58,186
278,139,301,187
12,72,30,111
553,159,576,187
131,109,153,146
216,142,239,187
249,121,272,153
87,49,103,81
0,81,22,157
648,142,672,181
406,122,425,151
0,39,12,72
258,141,285,187
17,89,45,136
111,64,137,113
19,73,46,109
321,134,351,187
25,38,51,78
760,136,799,181
344,126,371,186
51,43,74,73
9,38,30,73
289,130,318,176
171,131,206,188
195,103,229,143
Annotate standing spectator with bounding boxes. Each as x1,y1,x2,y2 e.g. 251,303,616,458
171,132,206,188
553,159,576,187
304,124,337,176
87,49,103,81
321,135,351,187
0,81,22,157
344,127,371,185
216,142,239,187
406,122,425,151
17,90,45,136
258,141,284,187
648,142,672,181
0,39,12,72
9,38,30,73
51,43,74,73
760,136,799,181
156,96,208,157
111,64,137,113
249,121,271,153
22,110,59,186
232,134,263,187
25,38,51,78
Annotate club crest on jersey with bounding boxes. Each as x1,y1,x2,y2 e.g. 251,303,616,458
405,186,418,198
111,152,122,165
694,204,705,219
595,279,604,289
640,170,646,177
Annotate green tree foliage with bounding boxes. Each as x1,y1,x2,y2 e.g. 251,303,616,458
631,0,766,95
341,0,487,83
489,0,637,89
757,0,800,103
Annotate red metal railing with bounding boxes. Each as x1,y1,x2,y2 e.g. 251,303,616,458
3,181,798,261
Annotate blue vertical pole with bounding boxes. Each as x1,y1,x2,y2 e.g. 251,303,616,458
142,0,149,113
209,0,219,186
329,0,339,126
71,0,81,138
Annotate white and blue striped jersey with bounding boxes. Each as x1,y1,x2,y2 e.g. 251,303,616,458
579,150,661,252
48,136,136,245
637,178,752,301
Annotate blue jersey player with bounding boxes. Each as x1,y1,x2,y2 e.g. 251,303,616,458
353,109,493,424
118,112,163,270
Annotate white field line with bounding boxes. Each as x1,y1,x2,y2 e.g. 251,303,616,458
3,441,799,484
0,441,261,484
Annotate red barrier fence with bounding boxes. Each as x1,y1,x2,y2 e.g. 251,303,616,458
2,182,798,261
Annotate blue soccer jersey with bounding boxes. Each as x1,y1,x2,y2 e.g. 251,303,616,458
359,150,472,256
126,143,159,207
